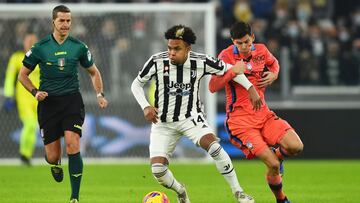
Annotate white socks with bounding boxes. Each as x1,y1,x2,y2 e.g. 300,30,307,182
208,142,244,194
151,163,184,194
150,142,244,196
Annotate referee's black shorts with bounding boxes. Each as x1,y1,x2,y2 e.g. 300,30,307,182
37,92,85,145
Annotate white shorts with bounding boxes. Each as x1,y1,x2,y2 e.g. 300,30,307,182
149,113,215,159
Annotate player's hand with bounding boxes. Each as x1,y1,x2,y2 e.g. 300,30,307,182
3,97,15,111
258,71,278,88
97,96,108,109
35,91,48,101
143,106,158,124
231,60,246,75
248,86,262,111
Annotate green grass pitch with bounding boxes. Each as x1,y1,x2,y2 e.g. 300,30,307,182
0,160,359,203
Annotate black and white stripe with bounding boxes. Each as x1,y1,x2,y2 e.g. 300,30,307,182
137,51,229,123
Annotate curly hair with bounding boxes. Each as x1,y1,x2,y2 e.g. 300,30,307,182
164,25,196,45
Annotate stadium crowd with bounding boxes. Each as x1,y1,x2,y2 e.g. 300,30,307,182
216,0,360,86
1,0,360,87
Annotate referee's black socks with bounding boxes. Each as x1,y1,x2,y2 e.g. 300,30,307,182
68,152,83,200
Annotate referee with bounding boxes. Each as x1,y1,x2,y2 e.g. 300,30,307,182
18,5,108,203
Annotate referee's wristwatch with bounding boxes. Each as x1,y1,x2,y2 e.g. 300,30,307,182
96,92,105,98
31,88,38,97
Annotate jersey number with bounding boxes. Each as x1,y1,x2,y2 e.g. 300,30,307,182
191,115,205,126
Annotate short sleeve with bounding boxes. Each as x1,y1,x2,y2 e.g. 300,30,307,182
79,44,94,68
22,45,41,70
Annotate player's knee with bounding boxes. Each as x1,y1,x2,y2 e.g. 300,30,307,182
45,153,61,164
151,163,168,186
267,159,281,173
288,141,304,156
65,142,80,154
199,134,217,151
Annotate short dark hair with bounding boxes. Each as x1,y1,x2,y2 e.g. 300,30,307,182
52,5,71,20
164,25,196,45
230,21,252,39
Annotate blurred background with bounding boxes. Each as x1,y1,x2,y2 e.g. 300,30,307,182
0,0,359,162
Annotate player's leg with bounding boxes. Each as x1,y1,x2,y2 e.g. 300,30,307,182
44,138,63,182
276,129,303,159
17,98,38,165
56,92,85,202
263,113,303,177
150,156,188,200
62,100,85,202
199,133,254,203
149,122,188,202
262,113,300,202
271,129,303,180
185,115,254,203
19,117,37,165
64,130,82,202
263,113,303,159
41,119,64,182
269,146,284,176
257,147,289,203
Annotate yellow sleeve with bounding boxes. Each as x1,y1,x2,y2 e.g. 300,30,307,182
4,52,23,97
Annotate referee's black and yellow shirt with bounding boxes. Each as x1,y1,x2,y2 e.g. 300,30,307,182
23,34,94,96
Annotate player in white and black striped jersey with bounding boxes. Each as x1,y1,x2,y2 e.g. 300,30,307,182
131,25,257,203
137,50,234,123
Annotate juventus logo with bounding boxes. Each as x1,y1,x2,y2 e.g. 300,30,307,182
224,164,231,171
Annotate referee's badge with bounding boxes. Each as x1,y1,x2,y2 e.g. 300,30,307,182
58,58,65,70
25,49,32,57
87,50,92,61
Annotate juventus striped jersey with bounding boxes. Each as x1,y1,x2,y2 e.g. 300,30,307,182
135,51,232,123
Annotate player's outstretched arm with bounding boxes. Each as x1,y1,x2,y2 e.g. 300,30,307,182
86,64,108,109
18,66,48,101
209,70,236,93
208,60,248,93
